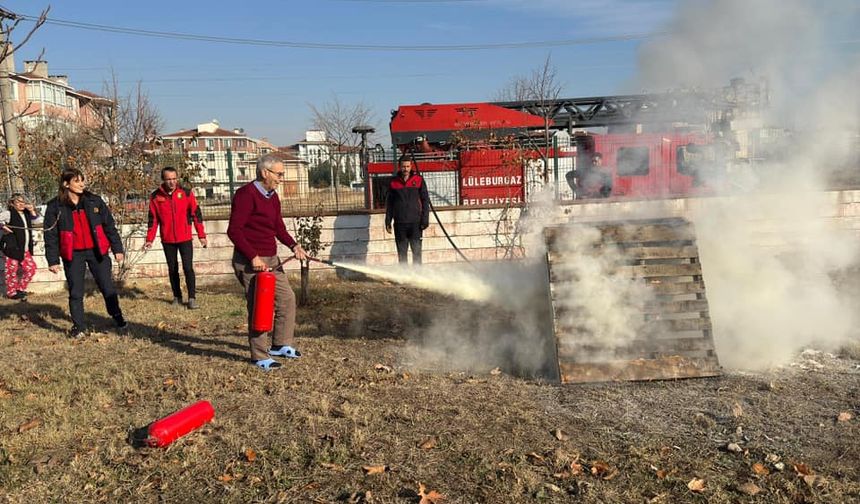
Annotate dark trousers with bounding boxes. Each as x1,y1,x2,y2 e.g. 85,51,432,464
394,222,423,265
62,249,122,328
163,240,195,299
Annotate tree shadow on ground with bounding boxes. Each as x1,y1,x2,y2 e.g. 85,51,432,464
0,299,248,364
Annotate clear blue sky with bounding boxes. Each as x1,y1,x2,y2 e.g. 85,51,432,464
1,1,856,145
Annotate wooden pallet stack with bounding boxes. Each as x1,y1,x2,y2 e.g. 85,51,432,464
544,218,721,383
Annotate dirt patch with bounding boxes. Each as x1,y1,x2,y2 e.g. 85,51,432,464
0,272,858,503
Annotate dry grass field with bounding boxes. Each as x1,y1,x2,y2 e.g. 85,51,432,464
0,272,859,503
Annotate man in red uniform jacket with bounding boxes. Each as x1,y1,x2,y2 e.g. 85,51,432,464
227,154,308,371
144,167,208,309
385,156,430,264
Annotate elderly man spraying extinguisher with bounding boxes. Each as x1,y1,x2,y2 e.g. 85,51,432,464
228,154,308,371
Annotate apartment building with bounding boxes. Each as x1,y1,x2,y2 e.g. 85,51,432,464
161,121,259,200
2,56,112,130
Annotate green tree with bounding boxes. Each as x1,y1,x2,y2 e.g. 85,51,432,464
309,160,332,188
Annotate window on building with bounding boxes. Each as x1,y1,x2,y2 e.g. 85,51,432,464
238,152,246,161
205,187,214,198
26,82,41,101
206,139,215,150
223,139,232,149
190,137,198,147
191,153,199,161
236,139,245,148
616,147,650,176
208,169,216,177
206,153,215,162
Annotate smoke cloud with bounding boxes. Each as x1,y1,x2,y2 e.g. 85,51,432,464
386,0,859,376
635,0,860,369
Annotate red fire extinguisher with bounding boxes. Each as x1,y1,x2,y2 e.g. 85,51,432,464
251,271,277,332
147,400,215,448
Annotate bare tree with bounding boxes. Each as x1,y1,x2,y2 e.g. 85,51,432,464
492,75,530,102
1,6,49,193
527,55,563,183
309,95,376,188
78,73,166,281
493,54,563,183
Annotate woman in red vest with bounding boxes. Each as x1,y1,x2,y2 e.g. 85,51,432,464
44,167,128,339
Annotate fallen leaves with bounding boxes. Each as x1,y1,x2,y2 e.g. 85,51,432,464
792,463,812,476
489,367,502,376
17,418,42,433
731,401,744,418
590,461,618,480
244,448,256,463
737,482,761,496
418,482,445,504
418,437,437,450
156,321,169,332
373,363,392,373
552,428,569,441
751,462,770,476
837,411,853,422
790,463,826,486
362,465,390,476
526,452,545,464
687,478,706,493
726,442,743,453
651,466,669,480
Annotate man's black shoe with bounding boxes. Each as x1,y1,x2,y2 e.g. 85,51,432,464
69,326,86,339
114,315,129,330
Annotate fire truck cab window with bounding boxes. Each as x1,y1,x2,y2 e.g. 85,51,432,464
677,143,715,185
616,147,649,176
677,144,709,175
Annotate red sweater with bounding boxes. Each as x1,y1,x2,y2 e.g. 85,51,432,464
227,182,297,260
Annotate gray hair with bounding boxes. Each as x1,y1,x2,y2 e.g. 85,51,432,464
256,154,281,179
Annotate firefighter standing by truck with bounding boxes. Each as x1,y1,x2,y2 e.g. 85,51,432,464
385,155,430,265
143,167,208,309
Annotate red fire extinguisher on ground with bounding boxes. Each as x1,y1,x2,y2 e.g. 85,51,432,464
146,400,215,448
251,271,277,332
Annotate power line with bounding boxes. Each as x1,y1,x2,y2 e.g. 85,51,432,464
20,14,661,52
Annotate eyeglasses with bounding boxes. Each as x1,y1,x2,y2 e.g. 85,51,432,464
267,168,286,179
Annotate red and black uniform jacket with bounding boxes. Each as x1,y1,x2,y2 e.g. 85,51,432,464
43,192,124,265
385,172,430,228
0,209,36,261
146,185,206,244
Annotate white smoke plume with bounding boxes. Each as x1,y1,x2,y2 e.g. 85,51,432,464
387,1,859,375
636,0,860,369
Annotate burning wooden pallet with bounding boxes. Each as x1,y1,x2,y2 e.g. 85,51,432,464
544,218,721,383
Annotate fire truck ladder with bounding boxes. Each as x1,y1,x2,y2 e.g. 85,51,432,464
492,92,723,130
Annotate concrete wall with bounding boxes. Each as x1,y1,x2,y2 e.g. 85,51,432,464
12,190,860,293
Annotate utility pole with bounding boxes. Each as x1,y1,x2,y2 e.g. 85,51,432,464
0,7,21,192
352,125,375,209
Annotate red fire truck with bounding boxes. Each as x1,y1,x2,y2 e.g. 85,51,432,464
368,81,762,207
